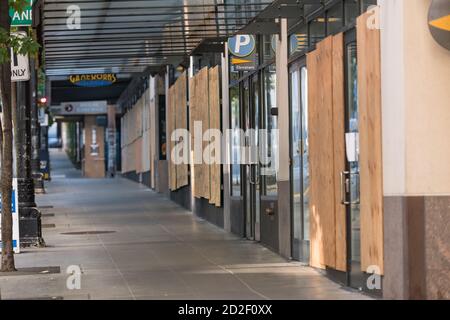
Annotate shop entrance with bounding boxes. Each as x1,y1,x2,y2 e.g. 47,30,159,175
289,59,310,263
343,30,365,290
242,76,260,241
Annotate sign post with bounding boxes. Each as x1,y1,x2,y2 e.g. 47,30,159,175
0,178,21,253
10,31,30,82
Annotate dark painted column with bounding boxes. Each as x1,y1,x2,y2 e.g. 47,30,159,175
29,57,44,192
106,105,116,177
14,41,44,247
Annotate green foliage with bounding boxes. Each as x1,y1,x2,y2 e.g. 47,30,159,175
1,1,40,64
9,0,29,13
0,27,40,64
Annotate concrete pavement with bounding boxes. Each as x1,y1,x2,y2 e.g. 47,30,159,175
0,149,370,300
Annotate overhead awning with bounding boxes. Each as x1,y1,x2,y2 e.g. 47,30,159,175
43,0,272,77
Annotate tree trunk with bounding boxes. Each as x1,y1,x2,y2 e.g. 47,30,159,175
0,0,16,272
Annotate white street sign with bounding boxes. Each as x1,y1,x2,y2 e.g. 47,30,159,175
10,31,30,82
0,178,21,253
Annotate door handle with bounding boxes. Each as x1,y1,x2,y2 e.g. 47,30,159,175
340,171,350,205
247,164,256,185
340,171,360,205
248,164,259,185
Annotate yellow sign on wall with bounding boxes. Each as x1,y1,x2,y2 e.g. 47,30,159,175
69,74,117,87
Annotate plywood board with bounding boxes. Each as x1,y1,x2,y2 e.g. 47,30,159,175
307,37,336,269
189,75,197,197
135,137,143,174
195,67,211,199
357,11,384,275
176,72,189,189
332,33,347,272
208,66,221,207
168,85,177,190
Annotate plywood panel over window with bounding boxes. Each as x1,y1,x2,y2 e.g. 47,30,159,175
332,33,347,272
176,72,189,189
189,75,197,196
194,67,211,199
307,33,347,272
168,85,177,190
168,72,189,191
308,37,336,269
208,66,221,207
357,11,384,275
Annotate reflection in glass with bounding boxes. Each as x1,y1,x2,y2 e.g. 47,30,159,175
262,67,277,196
289,25,308,56
301,67,310,241
327,3,344,35
230,86,241,196
263,34,275,63
361,0,378,13
291,69,301,249
346,42,360,264
290,65,310,260
309,16,326,46
345,0,359,25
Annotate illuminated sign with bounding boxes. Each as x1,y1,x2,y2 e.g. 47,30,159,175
428,0,450,51
69,74,117,87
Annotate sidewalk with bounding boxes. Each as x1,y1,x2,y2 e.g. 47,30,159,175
0,149,370,300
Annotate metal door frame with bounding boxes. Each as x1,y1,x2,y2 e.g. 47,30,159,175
288,56,310,263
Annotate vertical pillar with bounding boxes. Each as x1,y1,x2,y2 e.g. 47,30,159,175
221,43,231,232
106,105,117,177
149,76,156,189
380,0,450,299
276,18,291,258
14,46,43,247
29,57,43,192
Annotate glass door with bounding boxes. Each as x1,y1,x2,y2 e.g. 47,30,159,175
243,75,260,241
343,30,363,289
290,60,310,262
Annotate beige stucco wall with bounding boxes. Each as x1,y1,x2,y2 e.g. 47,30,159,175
404,0,450,195
382,0,450,195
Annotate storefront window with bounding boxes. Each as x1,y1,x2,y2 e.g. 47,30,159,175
289,25,308,56
345,0,359,25
291,64,310,260
263,34,276,63
262,67,277,196
300,67,309,241
230,69,240,82
230,86,241,196
361,0,378,13
327,3,344,35
308,16,325,46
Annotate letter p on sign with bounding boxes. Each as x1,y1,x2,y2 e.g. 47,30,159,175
235,35,251,53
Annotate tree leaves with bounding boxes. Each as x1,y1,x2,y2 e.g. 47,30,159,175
0,1,40,64
0,27,40,64
8,0,29,13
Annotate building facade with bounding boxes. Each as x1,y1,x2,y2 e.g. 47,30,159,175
116,0,450,299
